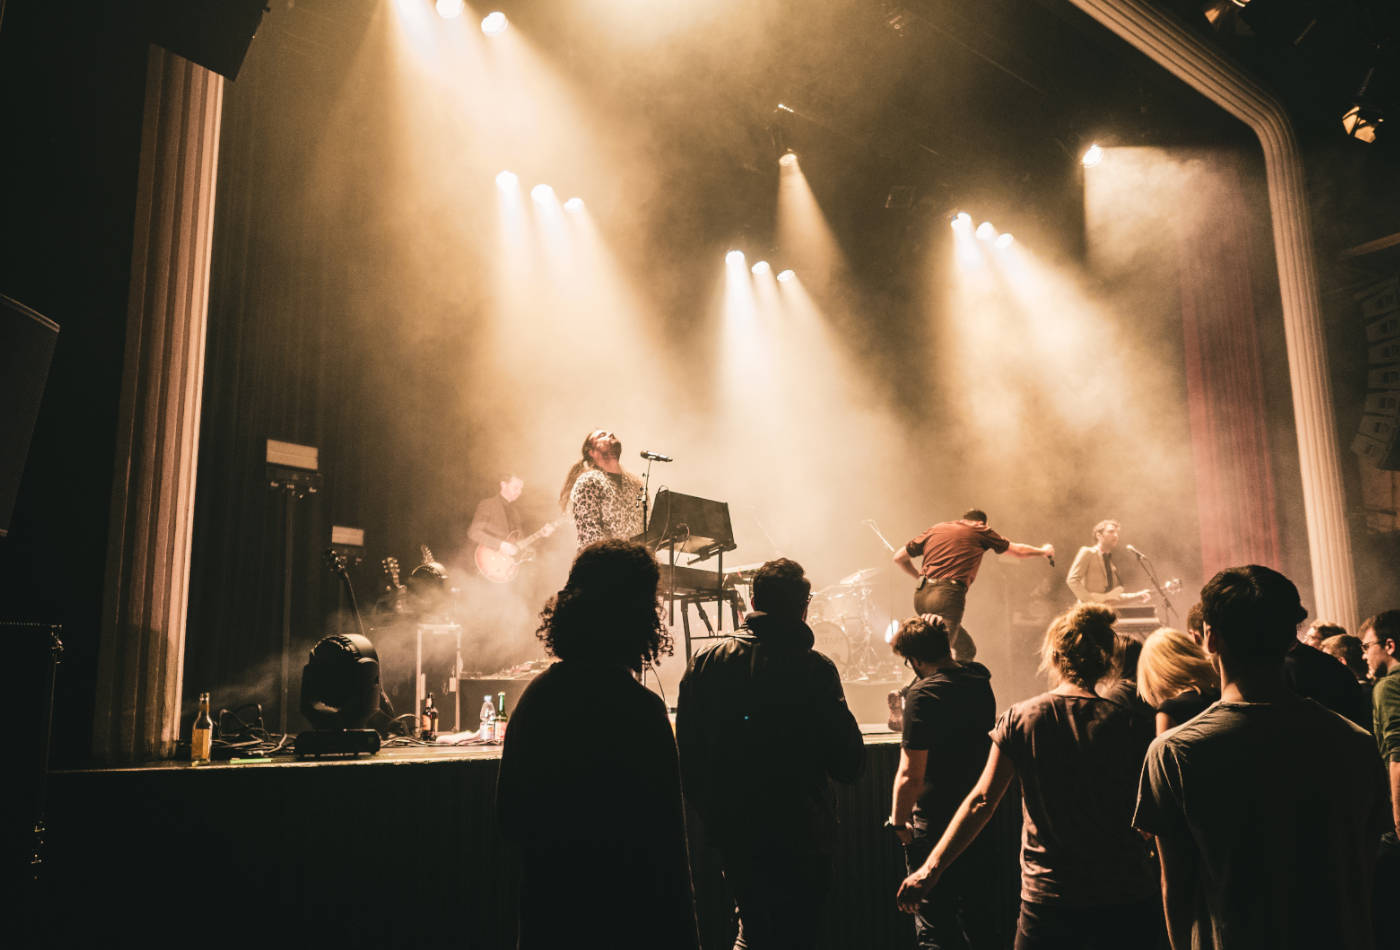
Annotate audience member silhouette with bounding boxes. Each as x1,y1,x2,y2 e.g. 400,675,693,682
496,540,699,950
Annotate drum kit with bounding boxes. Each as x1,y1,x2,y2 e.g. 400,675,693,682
806,566,898,681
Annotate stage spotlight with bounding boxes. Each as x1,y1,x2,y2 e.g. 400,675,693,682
1081,143,1104,167
976,222,996,240
726,250,745,265
436,0,464,18
778,150,798,168
481,11,509,34
776,269,795,283
531,183,555,202
752,260,771,275
951,212,972,230
296,633,383,757
564,197,584,212
496,170,519,189
995,233,1014,249
1342,104,1383,143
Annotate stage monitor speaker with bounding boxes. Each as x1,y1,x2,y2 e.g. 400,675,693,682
0,295,60,539
146,0,267,81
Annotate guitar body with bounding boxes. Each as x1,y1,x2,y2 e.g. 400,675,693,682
473,517,563,583
475,535,522,583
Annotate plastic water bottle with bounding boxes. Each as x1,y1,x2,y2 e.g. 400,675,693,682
479,694,497,742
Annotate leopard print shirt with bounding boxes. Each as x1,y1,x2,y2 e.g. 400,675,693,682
570,469,645,549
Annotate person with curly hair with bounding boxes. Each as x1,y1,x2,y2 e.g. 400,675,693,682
1136,628,1220,734
1134,566,1386,950
496,540,698,950
677,557,864,950
559,429,646,550
897,602,1160,949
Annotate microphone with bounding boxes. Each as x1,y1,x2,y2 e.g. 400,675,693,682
639,450,673,462
1126,544,1149,559
1047,554,1055,567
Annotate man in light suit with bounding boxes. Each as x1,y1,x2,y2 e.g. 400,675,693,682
1066,519,1150,605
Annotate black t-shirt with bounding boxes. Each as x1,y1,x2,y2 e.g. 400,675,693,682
991,691,1157,905
901,662,995,831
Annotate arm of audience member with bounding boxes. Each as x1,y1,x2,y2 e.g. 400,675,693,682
1155,832,1197,950
888,748,927,845
674,664,708,818
1155,711,1177,736
1004,541,1054,561
893,547,920,579
896,744,1015,912
1391,760,1400,838
821,664,865,784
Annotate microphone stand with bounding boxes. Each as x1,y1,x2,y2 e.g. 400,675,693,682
1130,548,1178,627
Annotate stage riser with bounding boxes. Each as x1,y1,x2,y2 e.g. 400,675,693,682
41,739,1021,948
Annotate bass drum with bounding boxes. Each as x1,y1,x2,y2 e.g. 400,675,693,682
810,621,848,675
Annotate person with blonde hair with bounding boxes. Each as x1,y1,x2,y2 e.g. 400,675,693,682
897,603,1160,948
1136,628,1220,735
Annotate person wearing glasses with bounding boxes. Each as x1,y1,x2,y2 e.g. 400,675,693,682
558,428,645,550
1361,610,1400,949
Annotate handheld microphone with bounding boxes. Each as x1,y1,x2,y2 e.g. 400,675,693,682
1126,544,1148,558
639,450,673,462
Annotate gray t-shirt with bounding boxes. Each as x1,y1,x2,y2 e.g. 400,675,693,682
990,692,1157,905
1133,697,1386,950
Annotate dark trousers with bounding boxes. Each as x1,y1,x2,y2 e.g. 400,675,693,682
1013,897,1162,950
913,580,977,662
904,830,999,950
722,849,832,950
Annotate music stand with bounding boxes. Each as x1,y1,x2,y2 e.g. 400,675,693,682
636,489,736,658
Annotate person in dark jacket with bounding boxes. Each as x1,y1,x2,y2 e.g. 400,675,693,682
496,540,699,950
677,557,864,950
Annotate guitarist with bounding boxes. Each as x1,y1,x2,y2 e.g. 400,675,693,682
469,474,555,575
1065,519,1150,605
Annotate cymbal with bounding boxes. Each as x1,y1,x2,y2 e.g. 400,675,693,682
839,567,882,586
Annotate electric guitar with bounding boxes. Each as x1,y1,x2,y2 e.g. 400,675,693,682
474,518,563,583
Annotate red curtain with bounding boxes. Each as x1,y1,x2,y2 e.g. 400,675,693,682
1176,162,1282,578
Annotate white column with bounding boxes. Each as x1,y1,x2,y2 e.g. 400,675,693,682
1070,0,1357,631
92,45,223,764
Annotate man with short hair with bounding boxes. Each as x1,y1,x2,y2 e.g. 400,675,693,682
677,557,864,949
1065,519,1150,605
1360,610,1400,949
886,615,998,950
893,509,1053,661
468,473,555,566
1134,566,1387,950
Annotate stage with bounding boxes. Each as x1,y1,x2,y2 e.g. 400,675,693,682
37,730,1021,949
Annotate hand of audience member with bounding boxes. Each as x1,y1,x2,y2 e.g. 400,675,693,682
896,866,940,912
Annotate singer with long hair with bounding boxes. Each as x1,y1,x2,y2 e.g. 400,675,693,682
559,428,646,550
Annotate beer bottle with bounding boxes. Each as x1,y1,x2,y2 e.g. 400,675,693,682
191,692,213,766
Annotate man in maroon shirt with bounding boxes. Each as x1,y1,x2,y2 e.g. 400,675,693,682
893,509,1053,661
